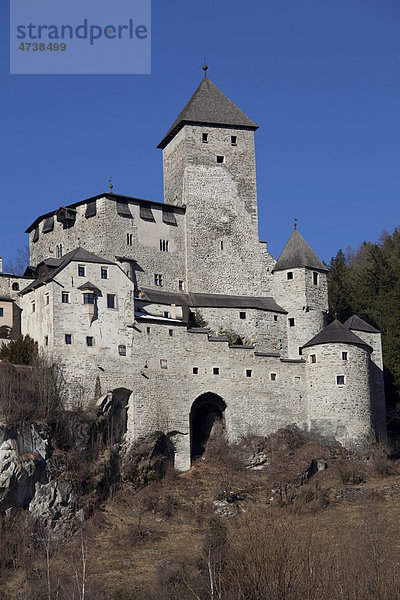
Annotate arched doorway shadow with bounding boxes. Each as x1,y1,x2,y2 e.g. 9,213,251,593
190,392,226,463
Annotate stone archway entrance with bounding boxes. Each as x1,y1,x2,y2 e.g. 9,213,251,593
190,393,226,462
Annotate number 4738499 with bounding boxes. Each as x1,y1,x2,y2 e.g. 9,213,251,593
18,42,66,51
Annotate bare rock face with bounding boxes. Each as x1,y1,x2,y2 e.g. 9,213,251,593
29,480,76,527
0,424,49,512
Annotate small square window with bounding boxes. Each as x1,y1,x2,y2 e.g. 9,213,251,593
160,359,168,369
216,155,224,164
289,318,295,327
86,336,94,347
78,265,85,277
202,132,208,143
213,367,220,375
287,272,293,280
274,315,278,322
271,373,277,381
101,267,108,280
146,327,151,334
231,135,237,146
65,334,72,345
239,311,246,320
169,329,173,337
337,375,345,385
178,280,184,291
342,351,348,361
246,369,252,378
62,292,69,304
310,354,317,364
107,294,116,309
193,367,199,374
313,272,318,285
118,344,126,356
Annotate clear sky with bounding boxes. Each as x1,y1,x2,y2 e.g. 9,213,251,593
1,0,399,267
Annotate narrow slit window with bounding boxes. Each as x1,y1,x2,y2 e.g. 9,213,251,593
127,233,133,246
231,135,237,146
274,315,278,322
289,318,295,327
342,351,348,361
178,280,184,291
202,132,208,143
313,272,319,285
146,327,151,334
169,329,173,337
220,240,224,251
45,336,48,346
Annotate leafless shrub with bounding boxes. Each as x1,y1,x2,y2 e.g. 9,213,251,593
335,459,366,485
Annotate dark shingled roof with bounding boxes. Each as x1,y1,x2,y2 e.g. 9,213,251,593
344,315,380,334
20,248,115,295
157,76,258,149
139,288,287,313
272,229,328,273
303,319,372,350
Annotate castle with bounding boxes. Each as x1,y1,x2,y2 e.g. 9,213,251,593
0,68,386,470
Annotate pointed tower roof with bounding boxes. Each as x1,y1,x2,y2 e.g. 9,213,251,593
272,228,328,273
157,70,258,149
303,319,372,350
344,315,380,334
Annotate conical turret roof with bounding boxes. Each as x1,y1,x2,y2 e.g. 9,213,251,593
272,228,328,273
157,75,258,149
303,319,372,350
343,315,380,334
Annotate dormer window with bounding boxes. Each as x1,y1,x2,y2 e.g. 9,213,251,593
202,132,208,143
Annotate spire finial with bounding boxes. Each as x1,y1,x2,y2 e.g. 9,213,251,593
294,218,298,230
202,54,208,78
108,178,113,193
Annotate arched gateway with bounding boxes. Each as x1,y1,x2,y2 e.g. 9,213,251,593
190,393,226,462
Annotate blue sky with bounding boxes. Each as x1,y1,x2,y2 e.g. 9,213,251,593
1,0,399,267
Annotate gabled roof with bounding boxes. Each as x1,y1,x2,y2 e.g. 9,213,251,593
303,319,372,350
25,193,185,234
272,228,328,273
157,76,258,149
20,248,115,295
344,315,380,334
139,288,287,313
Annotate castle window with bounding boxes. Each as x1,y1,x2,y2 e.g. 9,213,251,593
193,367,199,374
310,354,317,363
160,240,169,252
216,155,225,164
107,294,116,309
289,318,295,327
31,302,35,313
65,334,72,345
45,294,50,306
298,347,302,355
213,367,220,375
202,132,208,143
178,280,184,291
86,336,94,347
12,283,19,291
160,359,168,369
231,135,237,146
295,376,301,385
45,336,48,346
56,244,63,258
313,272,319,285
83,293,95,304
164,311,169,318
118,344,126,356
62,292,70,304
287,272,293,280
239,311,247,320
154,274,163,286
337,375,345,385
342,351,348,361
78,265,85,277
169,329,173,337
146,327,151,334
0,308,3,317
246,369,252,378
270,373,277,381
274,315,278,322
127,233,133,246
101,267,108,280
220,240,224,251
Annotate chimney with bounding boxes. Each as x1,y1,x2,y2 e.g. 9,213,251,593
0,257,3,273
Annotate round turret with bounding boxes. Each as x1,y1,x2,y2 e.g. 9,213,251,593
303,320,373,445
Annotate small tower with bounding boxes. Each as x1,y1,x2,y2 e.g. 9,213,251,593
303,320,373,444
344,315,386,439
157,67,262,295
272,227,329,358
